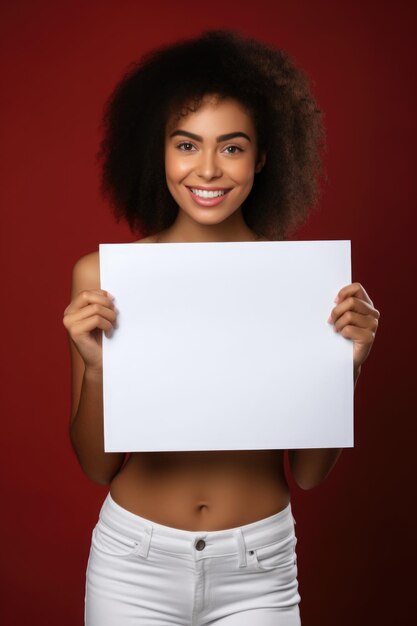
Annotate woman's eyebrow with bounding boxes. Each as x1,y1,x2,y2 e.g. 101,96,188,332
169,130,251,142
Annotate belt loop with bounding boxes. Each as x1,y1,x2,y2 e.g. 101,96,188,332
235,528,247,568
133,524,153,558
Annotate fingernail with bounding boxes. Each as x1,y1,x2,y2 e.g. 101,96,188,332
334,295,340,303
327,315,333,324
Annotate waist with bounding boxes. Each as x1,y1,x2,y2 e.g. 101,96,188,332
110,450,290,530
98,491,296,558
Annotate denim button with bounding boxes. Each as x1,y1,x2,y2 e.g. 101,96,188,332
195,539,206,551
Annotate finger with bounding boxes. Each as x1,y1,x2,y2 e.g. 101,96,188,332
65,302,118,327
334,282,373,306
71,314,114,339
328,296,377,324
333,311,377,333
336,325,376,344
64,290,115,316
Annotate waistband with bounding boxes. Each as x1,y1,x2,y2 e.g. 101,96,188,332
98,492,296,566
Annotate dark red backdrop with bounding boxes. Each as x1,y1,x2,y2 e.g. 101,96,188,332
1,1,415,624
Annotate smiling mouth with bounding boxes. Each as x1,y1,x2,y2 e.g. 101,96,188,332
186,187,232,198
185,186,232,207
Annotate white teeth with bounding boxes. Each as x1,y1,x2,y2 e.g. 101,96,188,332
191,188,226,198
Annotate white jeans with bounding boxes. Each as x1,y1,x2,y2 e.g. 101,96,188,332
85,493,301,625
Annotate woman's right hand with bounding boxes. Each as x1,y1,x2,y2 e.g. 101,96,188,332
62,289,118,372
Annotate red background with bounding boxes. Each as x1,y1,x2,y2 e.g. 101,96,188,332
1,1,415,624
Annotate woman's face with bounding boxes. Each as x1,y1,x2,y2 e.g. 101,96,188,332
164,95,265,230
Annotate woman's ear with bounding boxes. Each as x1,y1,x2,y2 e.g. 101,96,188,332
255,151,267,174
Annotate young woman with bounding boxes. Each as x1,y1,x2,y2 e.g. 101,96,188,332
63,30,380,626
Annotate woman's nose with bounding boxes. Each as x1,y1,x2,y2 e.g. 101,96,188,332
196,150,222,179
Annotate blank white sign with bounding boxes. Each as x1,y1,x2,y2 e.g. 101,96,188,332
99,240,353,452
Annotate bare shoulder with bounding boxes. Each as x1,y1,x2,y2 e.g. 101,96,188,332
71,250,100,292
71,234,162,293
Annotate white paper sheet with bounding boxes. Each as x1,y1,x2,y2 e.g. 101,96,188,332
99,240,353,452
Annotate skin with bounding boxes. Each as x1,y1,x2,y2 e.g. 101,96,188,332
63,95,380,531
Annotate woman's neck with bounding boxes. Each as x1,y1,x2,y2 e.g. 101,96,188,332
158,208,264,243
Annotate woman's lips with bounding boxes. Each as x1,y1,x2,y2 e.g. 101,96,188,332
186,187,232,207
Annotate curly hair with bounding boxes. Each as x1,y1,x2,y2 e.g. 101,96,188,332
97,29,326,241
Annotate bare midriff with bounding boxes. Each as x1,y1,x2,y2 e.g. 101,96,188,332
110,449,290,531
108,231,290,532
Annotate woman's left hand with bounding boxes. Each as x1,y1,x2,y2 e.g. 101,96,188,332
328,282,380,371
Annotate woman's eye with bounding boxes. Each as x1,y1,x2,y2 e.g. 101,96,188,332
176,142,195,151
224,145,243,155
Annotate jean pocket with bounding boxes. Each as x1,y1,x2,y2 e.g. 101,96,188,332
92,520,142,557
252,533,296,572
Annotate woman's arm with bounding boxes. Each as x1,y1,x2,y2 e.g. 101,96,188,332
288,363,361,490
69,365,126,486
288,282,379,490
66,253,125,485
